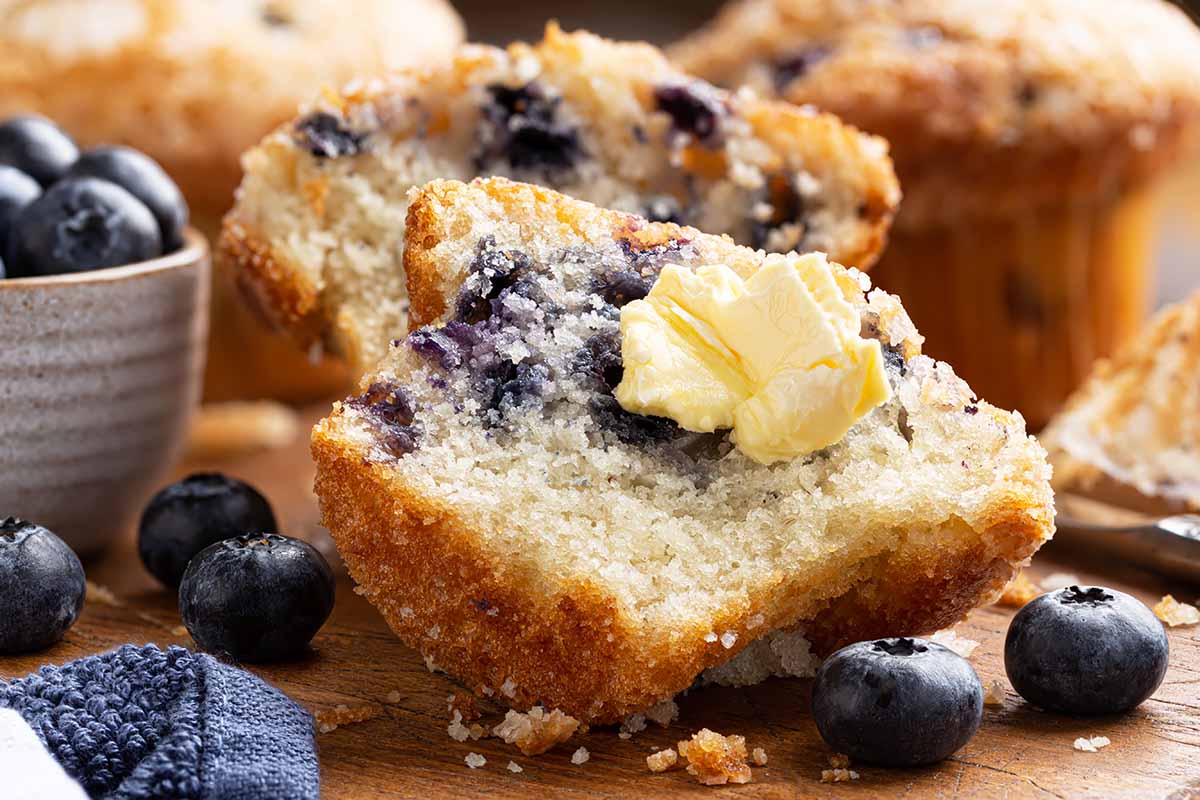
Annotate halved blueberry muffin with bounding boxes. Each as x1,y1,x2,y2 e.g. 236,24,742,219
221,24,900,375
312,177,1053,724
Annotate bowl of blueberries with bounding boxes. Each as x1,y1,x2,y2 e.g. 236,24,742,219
0,115,208,556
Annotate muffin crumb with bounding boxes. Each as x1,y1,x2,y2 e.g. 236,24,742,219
998,571,1041,607
507,760,523,773
750,747,768,766
465,753,486,769
571,746,590,765
821,768,860,783
984,679,1007,706
1074,736,1112,753
85,581,122,607
492,707,580,755
647,748,679,772
385,690,402,703
829,754,851,769
1153,595,1200,627
315,703,378,734
678,729,752,785
930,628,980,658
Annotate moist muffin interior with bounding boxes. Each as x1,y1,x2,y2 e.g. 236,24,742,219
335,224,1043,630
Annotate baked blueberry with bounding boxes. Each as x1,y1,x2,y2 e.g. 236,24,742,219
0,116,79,186
8,177,161,277
0,166,41,264
812,637,984,767
653,83,726,143
0,518,86,654
67,146,188,251
294,111,368,160
179,533,335,662
1005,585,1168,714
138,473,278,589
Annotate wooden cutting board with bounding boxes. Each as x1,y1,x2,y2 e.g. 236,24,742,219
2,407,1198,800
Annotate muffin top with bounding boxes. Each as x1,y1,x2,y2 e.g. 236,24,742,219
0,0,463,216
671,0,1200,221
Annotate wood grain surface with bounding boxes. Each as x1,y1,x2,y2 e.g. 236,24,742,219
2,407,1198,800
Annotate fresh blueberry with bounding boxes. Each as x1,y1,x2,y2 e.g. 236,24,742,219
179,533,335,662
0,116,79,186
1005,585,1168,714
0,518,86,654
812,637,984,767
8,177,161,277
67,146,188,251
0,166,41,261
0,253,5,279
138,473,278,589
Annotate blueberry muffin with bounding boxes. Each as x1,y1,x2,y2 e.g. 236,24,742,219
0,0,464,401
221,24,900,375
313,177,1054,723
671,0,1200,427
1042,290,1200,512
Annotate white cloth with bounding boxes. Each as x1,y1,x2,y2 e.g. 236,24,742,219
0,708,88,800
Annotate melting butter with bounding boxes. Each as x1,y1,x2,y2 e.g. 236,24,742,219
615,252,891,464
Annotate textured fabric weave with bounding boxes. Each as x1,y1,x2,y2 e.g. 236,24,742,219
0,644,318,800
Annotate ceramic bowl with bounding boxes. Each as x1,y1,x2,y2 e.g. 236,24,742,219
0,231,210,556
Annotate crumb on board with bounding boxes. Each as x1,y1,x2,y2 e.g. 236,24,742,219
492,707,580,756
1042,572,1080,591
930,629,980,658
1074,736,1112,753
678,729,753,785
186,400,301,459
644,699,680,727
750,747,768,766
984,679,1006,707
618,731,633,740
571,747,590,765
385,690,402,704
507,761,523,773
465,753,486,769
997,571,1041,607
447,710,486,742
85,581,122,607
821,768,860,783
1154,595,1200,627
315,703,378,734
647,748,679,773
829,754,851,769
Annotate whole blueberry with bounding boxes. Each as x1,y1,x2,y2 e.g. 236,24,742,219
138,473,278,589
1005,585,1168,715
179,533,335,662
0,166,41,262
812,637,984,767
0,518,86,654
68,146,188,251
0,116,79,186
8,177,161,277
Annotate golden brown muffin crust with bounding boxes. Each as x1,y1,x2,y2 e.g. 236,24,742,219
671,0,1200,223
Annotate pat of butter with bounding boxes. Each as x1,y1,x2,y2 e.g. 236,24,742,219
614,253,891,464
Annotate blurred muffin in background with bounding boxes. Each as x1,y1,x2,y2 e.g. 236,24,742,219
672,0,1200,427
0,0,463,402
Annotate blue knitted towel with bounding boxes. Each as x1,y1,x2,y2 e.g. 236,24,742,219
0,644,319,800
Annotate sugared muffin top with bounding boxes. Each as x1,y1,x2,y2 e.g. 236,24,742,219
0,0,463,216
671,0,1200,222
